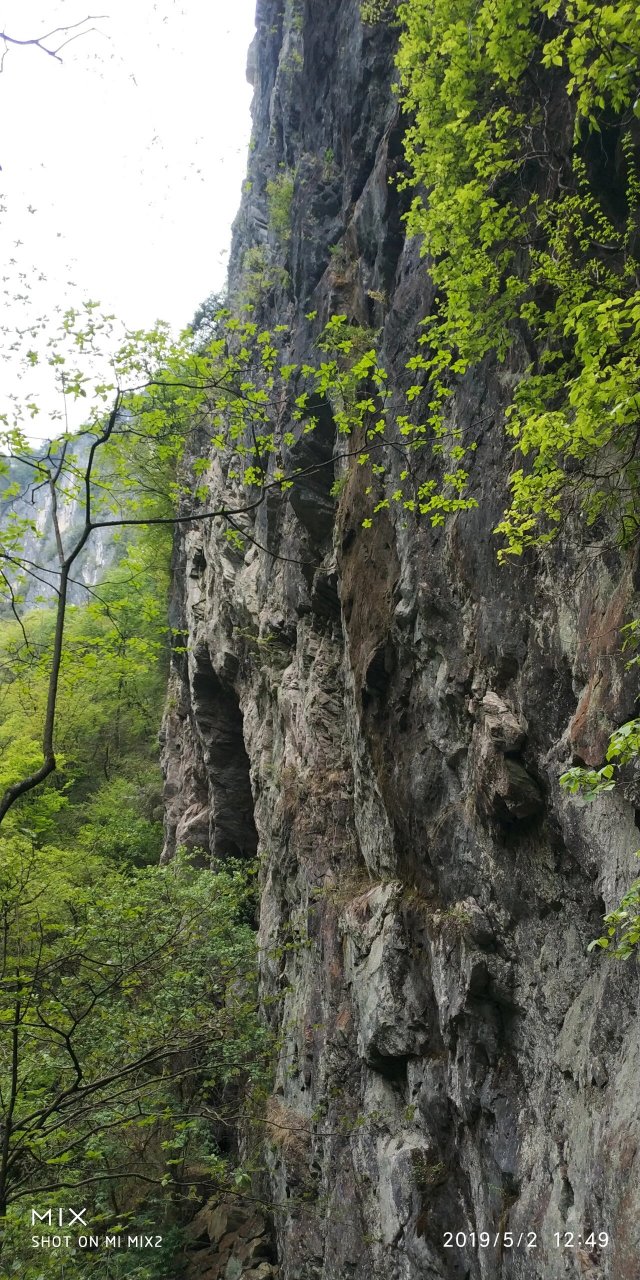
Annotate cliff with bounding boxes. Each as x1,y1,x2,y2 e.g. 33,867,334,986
1,446,118,609
161,2,640,1278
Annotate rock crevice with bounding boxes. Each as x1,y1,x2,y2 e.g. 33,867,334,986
161,3,640,1276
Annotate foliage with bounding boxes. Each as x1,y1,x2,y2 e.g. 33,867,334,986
561,703,640,959
189,290,229,351
586,870,640,959
266,169,295,241
560,620,640,956
305,314,477,528
0,842,269,1268
560,718,640,803
0,528,170,846
238,246,291,308
75,775,164,867
0,298,291,1263
361,0,399,21
0,274,492,824
395,0,640,558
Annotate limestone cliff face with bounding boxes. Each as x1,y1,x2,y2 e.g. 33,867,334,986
162,3,640,1278
2,447,117,608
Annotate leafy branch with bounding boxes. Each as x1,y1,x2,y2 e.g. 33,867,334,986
0,305,476,823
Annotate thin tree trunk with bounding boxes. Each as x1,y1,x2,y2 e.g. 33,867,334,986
0,568,68,822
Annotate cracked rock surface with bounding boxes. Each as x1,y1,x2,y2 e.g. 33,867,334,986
161,2,640,1277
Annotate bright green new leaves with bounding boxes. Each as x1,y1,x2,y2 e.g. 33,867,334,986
395,0,640,557
266,169,295,241
541,0,640,128
0,529,170,843
586,870,640,959
195,310,477,529
0,304,432,819
559,717,640,803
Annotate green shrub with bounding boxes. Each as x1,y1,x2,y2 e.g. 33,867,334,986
266,170,295,241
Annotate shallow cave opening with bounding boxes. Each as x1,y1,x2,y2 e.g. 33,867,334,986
191,656,258,862
367,1050,410,1085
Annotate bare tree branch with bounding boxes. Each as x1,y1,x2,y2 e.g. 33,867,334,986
0,16,107,72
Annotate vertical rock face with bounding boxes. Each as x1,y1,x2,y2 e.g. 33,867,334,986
162,2,640,1277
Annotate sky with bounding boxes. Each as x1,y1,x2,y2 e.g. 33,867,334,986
0,0,256,434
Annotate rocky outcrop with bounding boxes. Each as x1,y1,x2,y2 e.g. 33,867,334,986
182,1200,279,1280
161,2,640,1277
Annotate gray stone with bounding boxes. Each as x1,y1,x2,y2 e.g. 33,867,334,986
161,1,640,1276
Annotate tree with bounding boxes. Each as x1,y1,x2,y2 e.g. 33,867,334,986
0,526,171,852
0,16,106,73
0,303,472,826
395,0,640,558
0,312,282,1264
0,842,269,1265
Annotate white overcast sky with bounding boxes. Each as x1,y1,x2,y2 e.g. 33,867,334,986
0,0,255,333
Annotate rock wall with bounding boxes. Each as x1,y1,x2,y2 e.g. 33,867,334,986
2,445,117,608
161,2,640,1277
